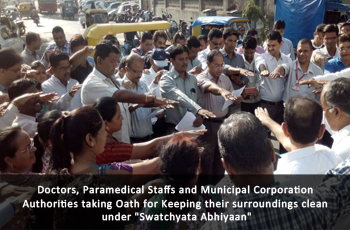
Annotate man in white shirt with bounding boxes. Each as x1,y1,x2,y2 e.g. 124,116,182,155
270,39,323,103
321,78,350,161
81,40,176,143
263,20,295,60
311,24,340,71
255,96,342,174
8,79,43,138
256,31,293,125
21,32,41,65
42,51,82,111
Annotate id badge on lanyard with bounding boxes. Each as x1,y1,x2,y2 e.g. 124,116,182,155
292,61,305,91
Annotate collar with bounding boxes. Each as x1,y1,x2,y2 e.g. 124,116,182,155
25,47,36,56
92,68,108,80
205,70,223,83
169,67,188,79
220,48,228,57
293,61,315,74
17,113,36,122
322,46,339,57
150,67,156,75
336,57,350,67
243,53,257,65
205,45,211,54
267,52,283,61
52,75,70,87
282,145,317,163
332,124,350,143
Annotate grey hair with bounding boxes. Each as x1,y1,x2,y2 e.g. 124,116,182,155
323,77,350,116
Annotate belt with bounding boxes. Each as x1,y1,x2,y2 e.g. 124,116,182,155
260,99,283,106
208,117,226,123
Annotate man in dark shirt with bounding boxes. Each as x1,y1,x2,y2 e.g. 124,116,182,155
69,34,93,84
124,31,140,55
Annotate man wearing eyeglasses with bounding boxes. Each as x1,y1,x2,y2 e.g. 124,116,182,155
42,51,82,111
324,34,350,74
198,28,223,70
197,50,239,177
0,48,22,94
311,24,340,71
237,25,246,48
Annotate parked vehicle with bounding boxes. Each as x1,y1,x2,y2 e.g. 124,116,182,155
0,23,24,53
61,0,75,19
4,6,20,20
191,16,250,37
114,2,139,22
275,0,350,48
108,8,119,21
18,3,31,18
85,9,108,28
35,0,58,13
14,18,25,35
106,2,121,13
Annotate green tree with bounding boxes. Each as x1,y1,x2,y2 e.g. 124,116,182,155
242,1,269,45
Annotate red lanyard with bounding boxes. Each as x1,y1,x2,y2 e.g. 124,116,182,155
295,60,305,83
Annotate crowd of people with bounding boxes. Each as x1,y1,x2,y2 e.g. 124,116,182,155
1,18,350,229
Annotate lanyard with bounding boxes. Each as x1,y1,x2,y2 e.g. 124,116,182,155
295,60,305,84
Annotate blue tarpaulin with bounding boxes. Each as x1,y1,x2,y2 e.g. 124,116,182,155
275,0,326,47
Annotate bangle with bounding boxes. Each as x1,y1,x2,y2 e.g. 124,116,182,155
145,95,148,104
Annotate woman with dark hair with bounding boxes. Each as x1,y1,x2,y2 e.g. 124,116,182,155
50,106,159,175
139,136,223,229
0,126,37,173
37,110,63,173
28,61,48,84
93,97,206,165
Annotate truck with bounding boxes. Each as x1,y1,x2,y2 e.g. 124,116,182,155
275,0,350,47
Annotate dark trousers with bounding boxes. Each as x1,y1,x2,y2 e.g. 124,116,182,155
241,101,261,114
260,100,286,154
152,117,167,138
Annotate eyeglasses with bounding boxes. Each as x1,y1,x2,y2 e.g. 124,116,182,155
324,37,337,41
210,40,223,46
7,68,21,75
322,106,334,113
19,139,35,153
127,66,143,75
339,46,350,52
57,65,72,71
210,62,224,68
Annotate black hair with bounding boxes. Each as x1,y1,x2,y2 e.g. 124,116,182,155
70,34,88,52
141,31,153,43
323,77,350,115
0,126,22,171
38,110,63,147
284,96,322,144
267,31,282,43
118,57,127,70
49,51,69,69
223,27,239,40
26,32,39,46
30,60,45,70
198,34,207,42
323,24,339,35
315,24,326,34
173,31,185,43
93,97,118,122
338,34,350,44
153,30,168,43
243,36,257,50
103,34,120,46
208,28,222,41
341,22,350,30
52,26,64,34
247,28,258,37
207,49,223,63
51,107,103,170
298,38,313,50
186,36,200,49
94,40,120,64
218,112,271,174
169,44,189,60
273,20,286,30
0,48,22,69
8,78,37,101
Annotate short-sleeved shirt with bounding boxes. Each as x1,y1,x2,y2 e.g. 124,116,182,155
281,60,323,102
159,67,202,125
255,52,293,102
263,37,295,60
21,47,40,65
41,42,71,68
197,70,234,118
324,57,350,74
220,48,245,75
70,60,94,84
311,46,340,71
125,32,137,42
96,140,133,165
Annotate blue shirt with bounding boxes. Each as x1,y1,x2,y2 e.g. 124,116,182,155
325,57,350,74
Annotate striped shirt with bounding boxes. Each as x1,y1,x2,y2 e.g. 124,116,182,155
96,140,133,165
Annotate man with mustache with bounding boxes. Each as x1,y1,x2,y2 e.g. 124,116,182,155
41,51,82,111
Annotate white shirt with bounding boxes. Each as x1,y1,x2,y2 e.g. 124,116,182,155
41,76,82,111
331,124,350,161
12,113,37,138
242,53,260,103
275,144,342,174
311,46,340,71
81,68,131,143
281,61,323,102
140,67,162,98
314,67,350,81
198,46,211,70
0,104,18,130
255,52,293,102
